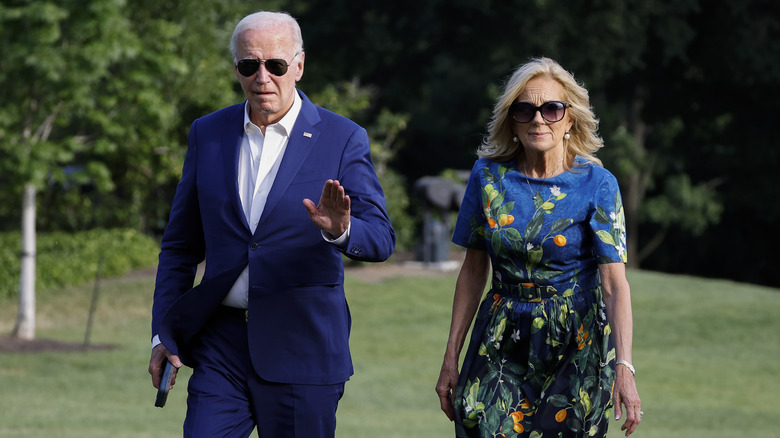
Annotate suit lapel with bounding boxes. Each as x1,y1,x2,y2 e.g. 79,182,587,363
255,91,321,232
221,104,249,230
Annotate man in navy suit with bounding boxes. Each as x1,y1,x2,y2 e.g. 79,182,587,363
147,11,395,437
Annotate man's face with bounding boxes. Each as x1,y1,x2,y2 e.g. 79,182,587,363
234,27,304,128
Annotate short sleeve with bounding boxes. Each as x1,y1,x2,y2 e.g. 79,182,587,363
589,172,628,264
452,161,488,249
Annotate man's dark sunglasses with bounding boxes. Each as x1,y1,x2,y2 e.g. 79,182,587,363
236,53,299,77
509,101,569,123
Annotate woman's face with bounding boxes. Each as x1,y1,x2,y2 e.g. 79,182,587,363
511,76,573,155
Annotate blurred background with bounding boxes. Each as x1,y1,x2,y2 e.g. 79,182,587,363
1,0,778,289
1,1,779,437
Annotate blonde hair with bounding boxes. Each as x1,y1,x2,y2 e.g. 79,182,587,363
479,57,603,168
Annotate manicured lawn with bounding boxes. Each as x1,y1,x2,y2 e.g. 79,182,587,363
0,266,778,437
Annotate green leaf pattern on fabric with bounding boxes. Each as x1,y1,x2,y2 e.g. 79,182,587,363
451,159,627,437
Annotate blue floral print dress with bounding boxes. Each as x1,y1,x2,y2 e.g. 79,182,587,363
451,157,627,438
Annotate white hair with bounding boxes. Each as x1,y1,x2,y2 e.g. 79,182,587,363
229,11,304,62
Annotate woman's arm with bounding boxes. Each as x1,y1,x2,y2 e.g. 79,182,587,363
599,262,642,436
435,248,491,421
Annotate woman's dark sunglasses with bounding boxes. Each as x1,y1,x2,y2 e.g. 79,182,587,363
509,101,568,123
236,53,299,77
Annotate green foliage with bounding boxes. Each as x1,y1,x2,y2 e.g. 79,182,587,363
309,81,416,250
0,0,251,233
378,168,415,251
641,174,723,235
309,80,373,119
0,0,133,229
1,0,777,283
370,108,415,250
286,0,780,281
0,228,158,299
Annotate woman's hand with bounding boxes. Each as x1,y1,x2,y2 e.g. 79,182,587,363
436,249,489,422
435,359,459,421
613,365,642,436
599,262,642,436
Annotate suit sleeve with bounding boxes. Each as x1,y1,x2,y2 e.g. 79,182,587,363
151,121,206,336
336,127,396,262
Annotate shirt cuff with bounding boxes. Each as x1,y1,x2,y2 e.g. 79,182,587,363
152,334,161,348
322,221,351,248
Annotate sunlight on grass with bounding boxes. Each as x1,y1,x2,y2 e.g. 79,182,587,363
0,266,778,437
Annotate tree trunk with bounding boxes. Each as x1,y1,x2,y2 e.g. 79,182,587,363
12,183,36,340
624,170,641,270
620,94,655,270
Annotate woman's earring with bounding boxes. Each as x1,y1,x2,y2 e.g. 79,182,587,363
513,136,519,143
564,132,571,140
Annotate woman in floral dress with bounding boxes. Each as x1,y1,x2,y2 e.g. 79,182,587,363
436,58,642,438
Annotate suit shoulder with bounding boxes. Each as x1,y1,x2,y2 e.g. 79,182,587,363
314,105,362,132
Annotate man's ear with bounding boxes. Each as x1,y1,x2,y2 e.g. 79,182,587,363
295,52,305,82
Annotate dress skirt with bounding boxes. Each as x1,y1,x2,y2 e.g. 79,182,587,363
454,283,616,438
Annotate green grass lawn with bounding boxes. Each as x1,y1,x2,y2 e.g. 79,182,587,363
1,266,778,437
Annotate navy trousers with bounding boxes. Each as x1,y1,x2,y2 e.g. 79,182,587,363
183,307,345,438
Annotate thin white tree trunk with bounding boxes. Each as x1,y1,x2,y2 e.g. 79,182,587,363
13,183,36,340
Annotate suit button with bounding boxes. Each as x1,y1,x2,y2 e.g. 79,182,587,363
250,243,258,250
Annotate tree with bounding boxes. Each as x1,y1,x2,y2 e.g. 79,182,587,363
309,79,415,249
12,0,256,234
290,0,729,270
3,0,776,291
0,0,258,338
0,0,138,339
557,0,723,268
640,0,780,283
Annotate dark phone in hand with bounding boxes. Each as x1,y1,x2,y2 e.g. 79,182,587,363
154,358,174,408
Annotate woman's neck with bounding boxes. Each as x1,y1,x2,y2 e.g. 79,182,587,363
520,149,566,178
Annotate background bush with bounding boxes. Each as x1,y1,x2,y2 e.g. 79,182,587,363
0,228,159,299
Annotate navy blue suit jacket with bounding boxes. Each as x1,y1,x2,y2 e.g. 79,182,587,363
152,91,395,385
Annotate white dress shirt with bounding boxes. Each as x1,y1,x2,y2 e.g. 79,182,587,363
152,92,349,347
222,93,349,308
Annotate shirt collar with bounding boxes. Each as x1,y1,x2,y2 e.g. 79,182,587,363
243,90,302,136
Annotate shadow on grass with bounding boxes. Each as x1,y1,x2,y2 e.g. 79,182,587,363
0,335,116,353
